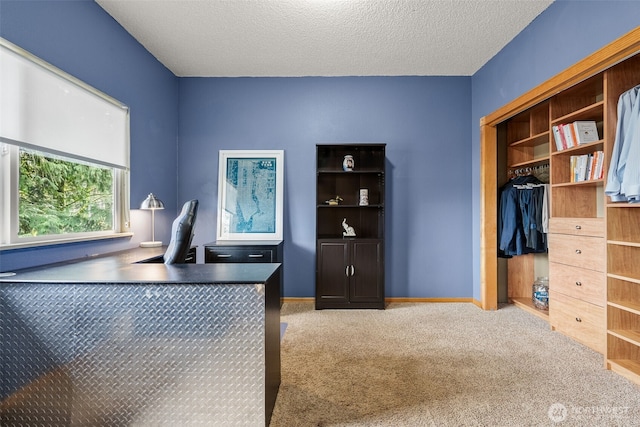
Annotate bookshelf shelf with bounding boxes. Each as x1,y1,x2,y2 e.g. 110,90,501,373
551,179,603,188
511,297,549,320
551,101,604,125
551,140,604,156
509,157,550,170
607,241,640,249
607,359,640,385
607,203,640,209
608,300,640,316
509,130,550,148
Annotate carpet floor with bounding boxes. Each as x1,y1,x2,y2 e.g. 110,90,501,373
269,302,640,426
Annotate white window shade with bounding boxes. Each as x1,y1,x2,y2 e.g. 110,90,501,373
0,38,129,169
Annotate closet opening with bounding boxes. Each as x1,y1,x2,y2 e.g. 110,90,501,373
495,107,550,320
479,27,640,314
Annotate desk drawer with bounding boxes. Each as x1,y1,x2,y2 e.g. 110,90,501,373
549,262,605,307
205,248,275,263
548,234,604,271
550,291,605,353
549,217,604,237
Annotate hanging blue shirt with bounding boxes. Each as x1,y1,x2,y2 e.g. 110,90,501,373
606,85,640,203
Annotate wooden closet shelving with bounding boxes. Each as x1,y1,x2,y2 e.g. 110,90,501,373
502,47,640,358
482,27,640,386
606,203,640,383
549,69,606,354
602,54,640,385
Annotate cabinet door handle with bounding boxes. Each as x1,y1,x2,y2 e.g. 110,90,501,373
575,225,581,230
575,317,582,322
248,254,264,258
345,266,350,277
351,265,355,276
217,254,232,258
575,249,582,254
575,281,582,286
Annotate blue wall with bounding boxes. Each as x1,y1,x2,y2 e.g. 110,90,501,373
470,1,640,300
178,76,472,297
0,0,179,270
1,0,639,301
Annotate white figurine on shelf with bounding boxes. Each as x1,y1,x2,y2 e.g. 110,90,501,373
342,218,356,237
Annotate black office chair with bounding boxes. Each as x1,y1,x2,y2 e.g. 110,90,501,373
163,199,199,264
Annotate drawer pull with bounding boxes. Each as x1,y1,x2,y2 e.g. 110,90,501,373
217,254,232,258
575,249,582,254
248,254,264,258
575,225,581,230
575,281,582,286
575,317,582,322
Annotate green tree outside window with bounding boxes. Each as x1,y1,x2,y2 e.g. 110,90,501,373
18,149,114,237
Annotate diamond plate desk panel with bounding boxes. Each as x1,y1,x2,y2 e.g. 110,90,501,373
0,249,281,427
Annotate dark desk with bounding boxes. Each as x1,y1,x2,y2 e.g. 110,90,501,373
204,240,284,307
0,246,281,426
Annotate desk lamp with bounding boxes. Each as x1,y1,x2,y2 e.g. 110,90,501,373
140,193,165,247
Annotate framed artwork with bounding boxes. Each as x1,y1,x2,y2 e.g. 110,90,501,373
216,150,284,241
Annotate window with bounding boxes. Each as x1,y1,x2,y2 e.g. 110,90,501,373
1,38,130,249
1,144,127,246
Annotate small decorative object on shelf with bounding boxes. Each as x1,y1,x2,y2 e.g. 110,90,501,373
342,218,356,237
343,154,354,171
532,277,549,310
359,188,369,206
325,195,343,205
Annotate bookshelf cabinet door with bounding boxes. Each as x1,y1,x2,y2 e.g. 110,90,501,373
316,241,350,304
350,240,384,303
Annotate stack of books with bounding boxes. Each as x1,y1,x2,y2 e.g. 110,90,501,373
570,151,605,182
553,120,600,151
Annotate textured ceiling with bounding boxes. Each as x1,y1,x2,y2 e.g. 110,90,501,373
96,0,554,77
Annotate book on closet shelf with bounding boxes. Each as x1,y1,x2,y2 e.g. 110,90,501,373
579,154,589,182
594,150,605,180
552,125,567,151
573,121,599,145
588,153,596,180
561,123,577,148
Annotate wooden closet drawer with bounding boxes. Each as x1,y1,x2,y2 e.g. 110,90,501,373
548,234,604,271
549,262,605,307
549,217,604,237
549,291,605,353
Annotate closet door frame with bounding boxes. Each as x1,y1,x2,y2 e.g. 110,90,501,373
479,27,640,311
